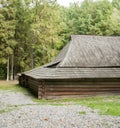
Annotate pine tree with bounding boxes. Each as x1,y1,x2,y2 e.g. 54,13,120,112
0,0,17,80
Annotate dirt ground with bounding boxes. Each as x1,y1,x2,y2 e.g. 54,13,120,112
0,80,18,86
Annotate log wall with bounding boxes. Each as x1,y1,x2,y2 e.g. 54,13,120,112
26,77,46,98
19,76,46,98
19,76,120,99
40,79,120,99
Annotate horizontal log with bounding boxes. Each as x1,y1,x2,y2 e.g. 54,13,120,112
28,84,38,88
46,84,120,88
29,85,38,91
38,92,43,96
46,82,120,85
43,93,120,99
27,81,42,87
21,78,120,99
45,78,120,82
45,91,101,96
46,85,120,88
45,91,120,96
28,81,40,86
45,87,120,92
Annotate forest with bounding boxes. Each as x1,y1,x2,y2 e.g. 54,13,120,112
0,0,120,80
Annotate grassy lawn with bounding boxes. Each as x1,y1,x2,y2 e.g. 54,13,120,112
0,84,30,94
34,96,120,116
72,96,120,116
0,81,30,94
0,82,120,116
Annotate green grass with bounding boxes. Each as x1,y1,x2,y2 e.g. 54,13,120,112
33,96,120,116
0,84,31,95
69,96,120,116
79,111,86,115
0,106,17,114
32,98,63,105
0,109,6,114
79,97,120,116
0,84,120,116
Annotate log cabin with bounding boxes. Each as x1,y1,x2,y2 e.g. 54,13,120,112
19,35,120,99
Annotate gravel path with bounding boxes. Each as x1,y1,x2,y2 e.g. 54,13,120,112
0,90,120,128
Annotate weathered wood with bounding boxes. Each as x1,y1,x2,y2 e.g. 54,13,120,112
46,84,120,88
46,87,120,92
45,90,120,96
46,82,120,84
45,91,104,96
19,76,120,99
38,80,120,98
42,92,120,100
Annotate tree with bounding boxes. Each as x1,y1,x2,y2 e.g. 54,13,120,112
28,0,63,67
111,0,120,35
112,0,120,10
14,0,33,73
62,0,115,36
0,0,17,80
1,0,120,80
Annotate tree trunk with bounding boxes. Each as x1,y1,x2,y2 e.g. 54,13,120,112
7,55,10,81
10,54,14,80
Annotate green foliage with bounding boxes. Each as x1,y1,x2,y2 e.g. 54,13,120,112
63,0,120,36
14,0,34,72
112,0,120,10
28,1,63,67
0,0,120,79
0,0,17,80
0,1,16,58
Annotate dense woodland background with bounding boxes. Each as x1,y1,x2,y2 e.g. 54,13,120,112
0,0,120,80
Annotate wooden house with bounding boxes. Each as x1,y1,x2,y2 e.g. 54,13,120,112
19,35,120,99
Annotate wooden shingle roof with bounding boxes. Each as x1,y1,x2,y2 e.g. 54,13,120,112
50,35,120,68
25,67,120,79
23,35,120,79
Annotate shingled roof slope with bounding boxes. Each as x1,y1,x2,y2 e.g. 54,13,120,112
25,67,120,79
52,35,120,67
23,35,120,79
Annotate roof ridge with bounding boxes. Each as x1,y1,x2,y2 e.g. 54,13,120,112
42,41,71,68
57,40,72,67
